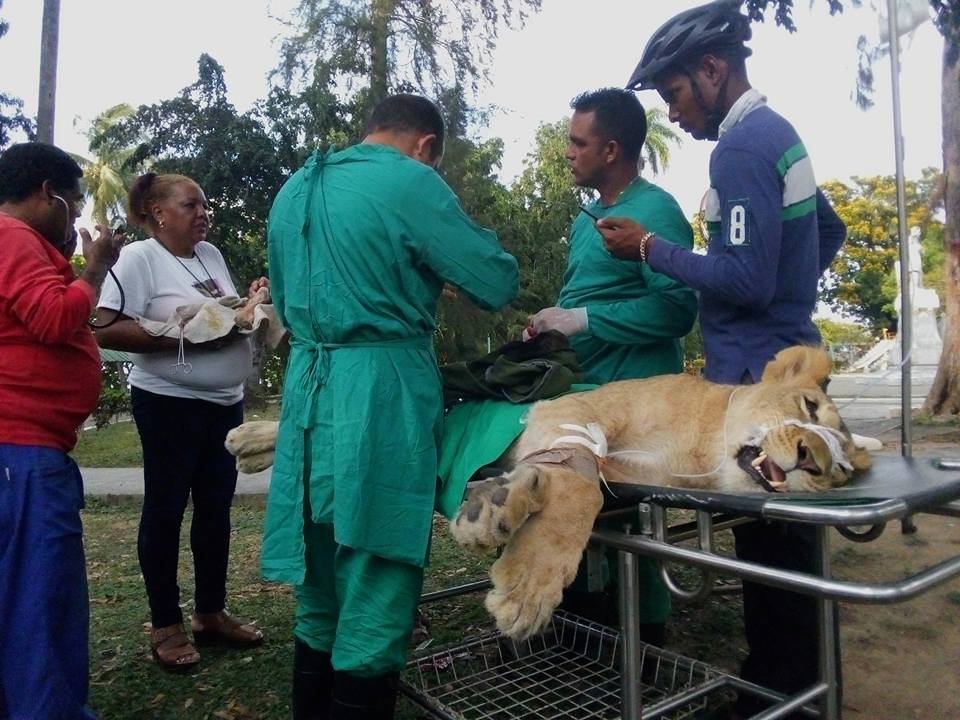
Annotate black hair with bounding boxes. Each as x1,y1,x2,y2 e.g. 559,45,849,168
570,88,648,164
365,93,445,162
0,142,83,204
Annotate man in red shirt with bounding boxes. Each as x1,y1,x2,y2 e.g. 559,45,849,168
0,143,123,720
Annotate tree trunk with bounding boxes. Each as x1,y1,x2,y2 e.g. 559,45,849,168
923,36,960,415
37,0,60,144
368,0,394,105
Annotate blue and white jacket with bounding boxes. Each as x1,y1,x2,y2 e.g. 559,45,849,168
648,90,846,383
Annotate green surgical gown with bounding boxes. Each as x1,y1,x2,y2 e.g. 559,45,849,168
262,144,519,580
558,177,697,383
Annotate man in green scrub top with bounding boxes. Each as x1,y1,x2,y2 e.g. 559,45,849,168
526,87,697,645
265,94,519,720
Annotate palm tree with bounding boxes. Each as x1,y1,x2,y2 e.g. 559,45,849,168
73,103,138,227
641,107,681,176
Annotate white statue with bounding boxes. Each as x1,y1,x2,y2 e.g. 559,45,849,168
891,226,942,367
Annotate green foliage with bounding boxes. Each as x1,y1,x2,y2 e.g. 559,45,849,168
92,363,131,429
0,1,35,149
277,0,543,104
683,322,705,375
820,172,942,334
815,318,874,347
73,103,138,227
642,107,682,176
102,55,301,288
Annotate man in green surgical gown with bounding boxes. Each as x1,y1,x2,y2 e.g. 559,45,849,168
526,88,697,646
264,94,519,720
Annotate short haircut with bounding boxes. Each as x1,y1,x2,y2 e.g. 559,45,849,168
365,93,445,162
0,142,83,204
570,88,648,164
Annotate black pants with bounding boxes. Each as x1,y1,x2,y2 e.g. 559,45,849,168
733,520,842,718
131,386,243,628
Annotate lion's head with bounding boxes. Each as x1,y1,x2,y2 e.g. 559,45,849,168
725,346,871,493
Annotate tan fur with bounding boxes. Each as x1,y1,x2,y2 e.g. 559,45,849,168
223,347,873,639
450,346,872,639
225,421,281,472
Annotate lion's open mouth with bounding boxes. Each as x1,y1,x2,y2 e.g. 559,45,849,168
736,446,787,492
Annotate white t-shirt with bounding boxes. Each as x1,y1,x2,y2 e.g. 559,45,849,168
98,238,251,405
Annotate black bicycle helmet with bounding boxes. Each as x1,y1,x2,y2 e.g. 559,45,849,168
626,0,753,91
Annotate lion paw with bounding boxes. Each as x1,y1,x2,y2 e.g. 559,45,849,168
225,420,279,458
450,466,546,549
485,546,580,639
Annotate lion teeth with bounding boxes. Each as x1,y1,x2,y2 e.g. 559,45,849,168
750,453,767,468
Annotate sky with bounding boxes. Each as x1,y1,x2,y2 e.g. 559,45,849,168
0,0,944,220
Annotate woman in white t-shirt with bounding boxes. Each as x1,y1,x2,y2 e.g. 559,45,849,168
95,173,267,670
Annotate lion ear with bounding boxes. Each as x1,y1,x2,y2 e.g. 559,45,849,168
761,345,832,386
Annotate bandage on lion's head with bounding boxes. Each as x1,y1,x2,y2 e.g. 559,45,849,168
728,345,871,493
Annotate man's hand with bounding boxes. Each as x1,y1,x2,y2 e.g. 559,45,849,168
525,307,588,340
79,225,125,289
595,216,652,261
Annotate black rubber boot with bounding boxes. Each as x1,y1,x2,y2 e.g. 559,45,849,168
293,638,334,720
329,671,399,720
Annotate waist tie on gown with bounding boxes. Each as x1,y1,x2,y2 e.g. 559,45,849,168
289,334,433,429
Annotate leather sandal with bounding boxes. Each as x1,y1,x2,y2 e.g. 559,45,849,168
191,609,264,648
150,623,201,671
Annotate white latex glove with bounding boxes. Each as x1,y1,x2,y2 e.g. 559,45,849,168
526,306,588,339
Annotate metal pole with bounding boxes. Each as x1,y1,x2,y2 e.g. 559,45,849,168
618,544,643,720
37,0,61,144
887,0,912,457
816,525,840,719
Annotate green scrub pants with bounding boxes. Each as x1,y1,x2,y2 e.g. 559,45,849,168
294,520,424,677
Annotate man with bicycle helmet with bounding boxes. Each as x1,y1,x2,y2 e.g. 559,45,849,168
594,2,847,717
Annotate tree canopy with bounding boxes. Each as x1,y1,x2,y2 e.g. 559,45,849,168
743,0,960,415
104,56,303,287
276,0,542,107
0,1,35,149
820,170,941,334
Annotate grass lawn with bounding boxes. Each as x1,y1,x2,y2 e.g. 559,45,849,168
72,405,281,468
83,498,499,720
83,499,746,719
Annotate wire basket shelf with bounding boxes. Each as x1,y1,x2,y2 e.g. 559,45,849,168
401,611,725,720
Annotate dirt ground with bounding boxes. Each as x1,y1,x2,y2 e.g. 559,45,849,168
833,426,960,719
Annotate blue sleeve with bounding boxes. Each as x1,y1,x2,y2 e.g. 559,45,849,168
816,188,846,273
585,205,697,345
647,147,782,309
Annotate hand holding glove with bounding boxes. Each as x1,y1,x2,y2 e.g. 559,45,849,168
524,306,588,341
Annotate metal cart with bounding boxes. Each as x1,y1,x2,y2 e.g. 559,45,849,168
402,454,960,719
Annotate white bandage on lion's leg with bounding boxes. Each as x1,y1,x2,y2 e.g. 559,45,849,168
450,465,548,549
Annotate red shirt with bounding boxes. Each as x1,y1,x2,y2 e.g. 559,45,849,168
0,213,102,451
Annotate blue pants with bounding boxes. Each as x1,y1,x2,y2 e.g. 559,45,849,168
0,444,96,720
131,387,243,628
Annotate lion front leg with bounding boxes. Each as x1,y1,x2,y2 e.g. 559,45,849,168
483,468,603,639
